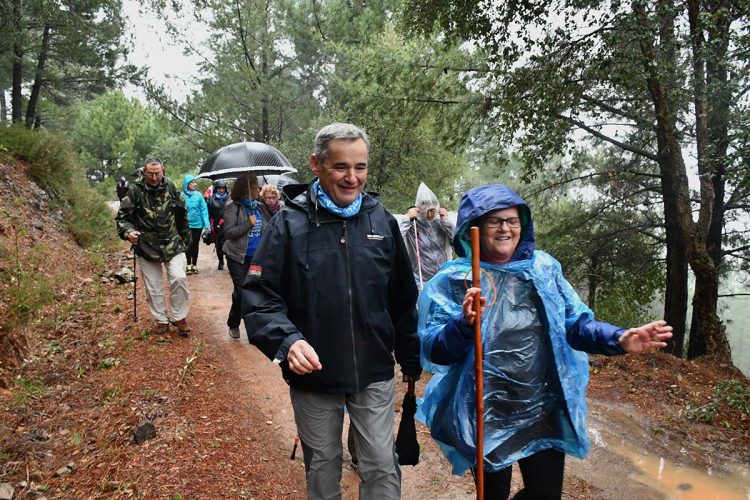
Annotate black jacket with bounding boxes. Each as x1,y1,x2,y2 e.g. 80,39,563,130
241,182,421,393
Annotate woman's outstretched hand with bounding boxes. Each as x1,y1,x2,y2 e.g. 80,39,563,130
462,287,487,326
618,320,673,353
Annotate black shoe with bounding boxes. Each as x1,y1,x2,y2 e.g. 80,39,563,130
218,263,224,270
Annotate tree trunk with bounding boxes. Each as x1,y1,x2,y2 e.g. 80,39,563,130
662,218,688,356
1,90,7,123
686,0,732,360
634,0,693,356
688,256,729,358
11,0,24,123
25,25,51,129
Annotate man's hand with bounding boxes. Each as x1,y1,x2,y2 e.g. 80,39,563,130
406,207,418,221
618,320,673,353
127,230,141,244
249,214,257,226
438,207,448,220
287,339,322,375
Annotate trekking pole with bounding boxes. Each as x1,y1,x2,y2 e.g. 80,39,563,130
470,226,484,500
413,222,424,291
131,245,138,321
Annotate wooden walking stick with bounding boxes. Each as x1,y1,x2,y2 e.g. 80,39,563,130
470,226,484,500
132,245,138,321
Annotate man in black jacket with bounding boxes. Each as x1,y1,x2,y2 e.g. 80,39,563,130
241,123,421,499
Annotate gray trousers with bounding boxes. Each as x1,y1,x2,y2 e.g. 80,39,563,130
290,379,400,500
139,253,189,323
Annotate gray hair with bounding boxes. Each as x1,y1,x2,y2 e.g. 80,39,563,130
314,123,370,164
143,156,163,168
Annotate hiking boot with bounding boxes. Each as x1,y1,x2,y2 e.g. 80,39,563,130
174,318,191,337
228,327,240,339
217,262,224,270
154,322,170,334
192,265,199,274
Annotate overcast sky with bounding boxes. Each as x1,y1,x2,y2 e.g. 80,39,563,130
121,0,206,102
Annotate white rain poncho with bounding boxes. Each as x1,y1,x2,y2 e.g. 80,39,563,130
398,183,454,284
416,184,626,475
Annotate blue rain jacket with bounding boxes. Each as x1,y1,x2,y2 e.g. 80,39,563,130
416,184,626,475
182,175,210,229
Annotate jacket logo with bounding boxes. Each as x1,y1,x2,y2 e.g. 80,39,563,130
249,265,262,276
366,233,384,241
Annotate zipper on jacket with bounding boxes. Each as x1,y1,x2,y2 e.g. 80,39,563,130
343,220,360,391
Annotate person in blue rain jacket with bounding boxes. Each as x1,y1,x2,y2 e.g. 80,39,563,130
182,174,210,274
417,184,673,499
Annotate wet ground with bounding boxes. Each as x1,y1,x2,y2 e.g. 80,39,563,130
187,246,750,499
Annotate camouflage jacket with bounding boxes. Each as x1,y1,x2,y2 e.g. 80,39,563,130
115,177,190,262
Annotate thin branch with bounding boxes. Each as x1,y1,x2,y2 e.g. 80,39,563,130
311,0,327,41
556,114,660,162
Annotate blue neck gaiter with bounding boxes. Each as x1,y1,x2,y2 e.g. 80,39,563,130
312,179,362,218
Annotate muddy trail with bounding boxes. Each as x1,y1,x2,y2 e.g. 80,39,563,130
187,246,750,499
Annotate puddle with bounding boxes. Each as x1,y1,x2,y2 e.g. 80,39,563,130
607,438,750,499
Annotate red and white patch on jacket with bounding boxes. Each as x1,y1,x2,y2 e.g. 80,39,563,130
248,265,262,277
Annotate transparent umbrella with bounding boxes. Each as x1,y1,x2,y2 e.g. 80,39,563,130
196,141,297,181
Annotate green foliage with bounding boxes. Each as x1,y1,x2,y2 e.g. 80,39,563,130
69,91,171,182
325,23,480,211
0,226,59,329
686,380,750,424
1,0,138,127
523,151,665,327
0,125,115,248
96,357,120,370
70,431,84,445
100,385,122,404
13,376,48,407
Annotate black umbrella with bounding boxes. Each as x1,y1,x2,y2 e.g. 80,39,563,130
196,141,297,181
259,173,299,189
395,379,420,466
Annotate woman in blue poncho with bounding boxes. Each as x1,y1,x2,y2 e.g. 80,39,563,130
416,184,672,499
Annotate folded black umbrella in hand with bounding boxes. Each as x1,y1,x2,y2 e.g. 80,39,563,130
395,379,419,466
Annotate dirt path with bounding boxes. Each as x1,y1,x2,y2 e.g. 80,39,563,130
186,246,750,499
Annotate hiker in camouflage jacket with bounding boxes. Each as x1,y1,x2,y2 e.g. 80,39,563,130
115,157,192,336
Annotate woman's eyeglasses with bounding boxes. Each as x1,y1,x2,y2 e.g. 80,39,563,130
484,216,521,229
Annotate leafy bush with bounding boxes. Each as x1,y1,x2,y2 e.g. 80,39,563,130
0,228,60,328
685,379,750,424
0,125,115,248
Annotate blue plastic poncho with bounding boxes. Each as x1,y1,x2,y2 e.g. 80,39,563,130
416,184,626,475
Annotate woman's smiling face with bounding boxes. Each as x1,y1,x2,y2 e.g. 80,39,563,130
479,207,521,263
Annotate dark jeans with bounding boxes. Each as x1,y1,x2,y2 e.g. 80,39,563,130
227,255,252,328
187,228,202,266
476,448,565,500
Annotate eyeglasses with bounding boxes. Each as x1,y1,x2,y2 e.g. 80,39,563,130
143,171,163,178
484,216,521,229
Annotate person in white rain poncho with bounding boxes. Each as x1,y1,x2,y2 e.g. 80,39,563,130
399,182,455,288
416,184,673,499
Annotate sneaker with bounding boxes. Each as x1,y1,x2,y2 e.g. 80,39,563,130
173,318,191,337
228,327,240,339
